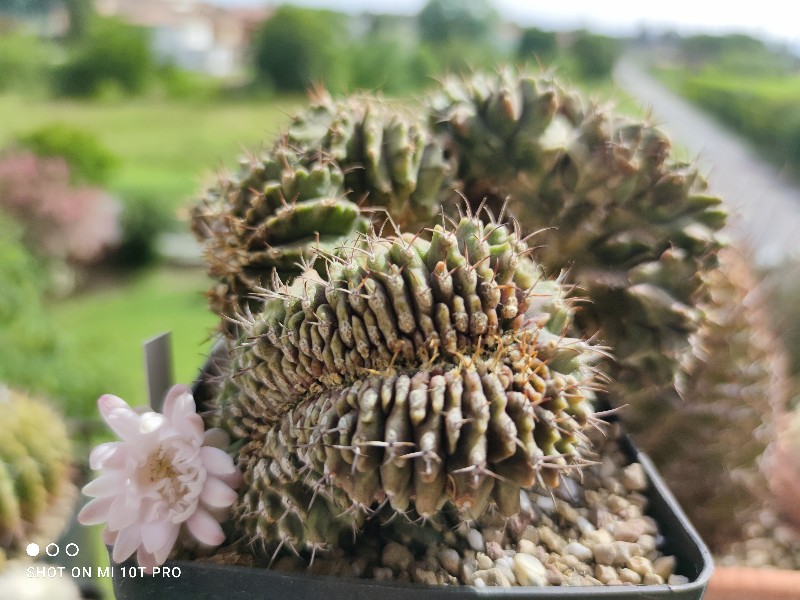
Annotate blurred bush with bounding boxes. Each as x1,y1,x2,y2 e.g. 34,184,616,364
570,31,620,79
517,27,558,64
112,193,173,268
253,5,348,93
0,151,121,264
53,17,155,97
16,122,118,185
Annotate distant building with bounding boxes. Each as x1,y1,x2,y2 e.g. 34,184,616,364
95,0,270,78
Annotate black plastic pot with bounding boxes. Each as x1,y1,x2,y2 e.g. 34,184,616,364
112,339,713,599
110,438,712,600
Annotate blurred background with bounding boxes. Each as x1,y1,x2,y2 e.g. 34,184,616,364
1,0,799,597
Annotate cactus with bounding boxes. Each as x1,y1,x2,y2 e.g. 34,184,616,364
0,386,75,561
191,144,370,330
285,90,455,231
215,215,602,556
633,248,790,550
427,69,726,413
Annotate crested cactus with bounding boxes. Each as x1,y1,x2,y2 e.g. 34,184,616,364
427,70,726,412
216,215,602,555
191,144,370,329
285,90,455,231
0,386,75,562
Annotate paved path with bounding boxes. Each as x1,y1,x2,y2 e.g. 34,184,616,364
614,57,800,266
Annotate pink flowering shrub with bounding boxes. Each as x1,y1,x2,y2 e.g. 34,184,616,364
0,151,121,264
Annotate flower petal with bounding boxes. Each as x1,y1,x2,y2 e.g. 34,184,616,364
112,525,142,564
162,384,192,422
77,496,114,526
153,523,180,565
141,520,178,554
200,477,237,508
89,442,126,470
186,508,225,546
83,473,125,498
107,493,141,531
104,406,144,442
175,413,204,445
137,547,159,574
200,446,236,476
98,394,130,421
102,527,117,546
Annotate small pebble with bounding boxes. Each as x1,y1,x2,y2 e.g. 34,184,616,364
382,542,414,571
643,573,665,585
668,574,690,586
627,556,653,577
485,541,504,561
538,526,565,553
595,564,617,584
592,543,616,565
413,568,439,585
373,567,394,581
474,568,511,587
653,555,677,580
619,568,642,584
622,463,648,491
437,548,460,577
517,539,537,555
476,553,493,570
467,529,484,552
564,542,593,562
513,553,547,587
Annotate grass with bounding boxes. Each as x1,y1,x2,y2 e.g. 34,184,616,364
0,94,303,209
50,267,218,412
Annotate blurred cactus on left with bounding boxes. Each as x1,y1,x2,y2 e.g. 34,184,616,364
0,386,76,563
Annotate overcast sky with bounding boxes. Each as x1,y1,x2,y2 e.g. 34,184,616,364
210,0,799,45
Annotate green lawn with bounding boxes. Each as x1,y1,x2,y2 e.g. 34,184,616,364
51,267,218,412
0,94,303,208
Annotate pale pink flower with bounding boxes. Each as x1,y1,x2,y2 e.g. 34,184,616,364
78,385,240,570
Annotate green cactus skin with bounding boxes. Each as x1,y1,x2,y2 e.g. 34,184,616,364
216,216,601,556
0,387,75,560
427,69,726,421
285,91,455,231
191,145,370,331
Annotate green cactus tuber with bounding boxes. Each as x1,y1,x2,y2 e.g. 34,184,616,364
285,90,455,231
215,215,602,555
191,144,370,330
0,386,75,561
427,69,726,412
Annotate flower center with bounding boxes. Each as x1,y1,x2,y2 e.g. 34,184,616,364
147,447,177,483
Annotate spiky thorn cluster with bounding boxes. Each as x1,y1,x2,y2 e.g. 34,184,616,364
285,89,456,231
191,144,369,330
0,387,75,562
428,69,727,412
215,214,604,557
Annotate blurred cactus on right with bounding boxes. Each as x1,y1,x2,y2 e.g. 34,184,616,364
0,386,76,563
638,248,790,550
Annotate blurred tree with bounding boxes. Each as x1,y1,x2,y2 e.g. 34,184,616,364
54,17,154,97
517,27,557,64
253,5,347,92
570,31,619,79
418,0,498,45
